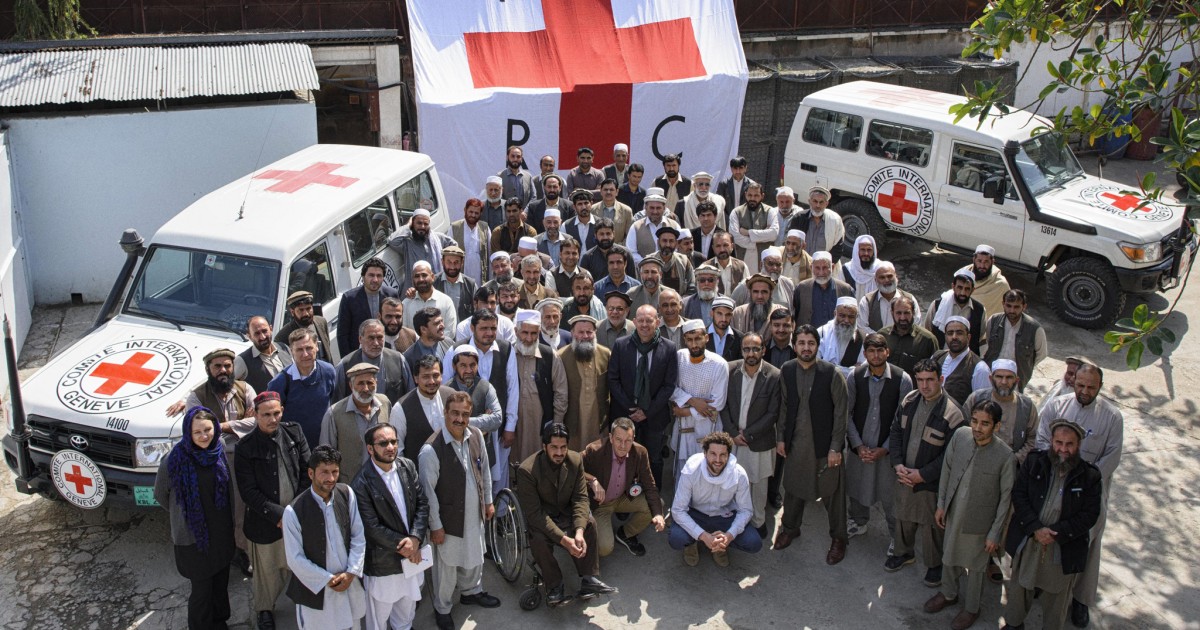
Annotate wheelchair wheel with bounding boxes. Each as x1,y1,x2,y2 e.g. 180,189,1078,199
519,586,542,611
488,487,528,583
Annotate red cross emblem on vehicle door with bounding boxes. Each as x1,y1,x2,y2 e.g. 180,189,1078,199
463,0,707,169
253,162,360,193
877,182,919,224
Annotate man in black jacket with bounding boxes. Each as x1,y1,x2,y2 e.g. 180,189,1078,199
351,423,430,630
1004,420,1102,630
235,391,311,630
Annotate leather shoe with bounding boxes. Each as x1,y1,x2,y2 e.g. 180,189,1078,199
460,591,501,608
546,585,573,608
923,592,958,613
952,610,980,630
256,611,275,630
755,523,768,540
773,528,798,550
579,575,618,600
434,611,454,630
825,538,847,565
1071,599,1090,628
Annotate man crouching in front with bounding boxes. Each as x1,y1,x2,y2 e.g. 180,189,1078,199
668,431,763,567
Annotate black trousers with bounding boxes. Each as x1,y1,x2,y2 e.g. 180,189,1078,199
188,565,231,630
529,515,600,590
635,420,668,490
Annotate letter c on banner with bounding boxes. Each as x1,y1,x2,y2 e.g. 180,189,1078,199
652,115,686,162
507,119,530,149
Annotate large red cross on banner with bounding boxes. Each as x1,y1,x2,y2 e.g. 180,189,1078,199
253,163,359,194
89,352,160,396
64,464,93,494
463,0,707,169
878,182,919,224
1100,191,1149,212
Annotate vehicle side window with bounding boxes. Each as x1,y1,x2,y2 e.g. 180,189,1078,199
949,144,1017,199
802,108,863,152
343,197,393,265
287,242,336,311
865,120,934,167
393,170,440,226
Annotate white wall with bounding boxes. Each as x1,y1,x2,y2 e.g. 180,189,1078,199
5,100,317,304
0,131,33,405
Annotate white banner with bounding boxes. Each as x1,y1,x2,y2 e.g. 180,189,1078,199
407,0,749,217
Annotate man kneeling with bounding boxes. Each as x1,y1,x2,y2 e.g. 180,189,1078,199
582,417,667,557
668,432,762,567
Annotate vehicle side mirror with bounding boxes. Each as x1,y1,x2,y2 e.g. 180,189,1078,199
982,177,1008,205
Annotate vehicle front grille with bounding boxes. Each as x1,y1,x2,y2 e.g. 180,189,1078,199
27,416,136,468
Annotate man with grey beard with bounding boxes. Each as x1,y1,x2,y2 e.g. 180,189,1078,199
732,247,794,309
858,262,920,334
319,363,390,483
628,256,665,310
508,310,568,464
682,265,720,328
817,297,865,377
963,359,1038,465
732,274,778,338
483,251,521,293
791,251,853,328
559,315,611,450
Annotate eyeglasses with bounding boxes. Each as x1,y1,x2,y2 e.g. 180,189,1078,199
698,277,717,283
742,346,764,353
374,439,399,447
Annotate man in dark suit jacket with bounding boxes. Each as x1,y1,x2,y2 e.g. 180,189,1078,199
581,417,666,557
351,423,430,627
516,423,617,607
716,156,754,223
275,290,337,364
719,335,782,536
234,392,310,626
236,315,294,393
337,258,400,357
607,305,679,487
791,255,854,328
333,319,413,405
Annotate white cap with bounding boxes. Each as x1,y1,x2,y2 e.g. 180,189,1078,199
413,208,431,218
544,208,561,220
485,175,503,186
489,251,510,263
975,244,996,256
991,359,1018,374
681,319,706,334
761,246,781,262
514,309,541,326
946,315,971,330
614,143,629,152
776,186,795,198
711,296,736,311
413,260,433,273
787,229,806,241
644,187,667,204
518,236,538,251
836,296,858,309
692,171,713,181
877,261,896,272
813,251,833,263
450,344,480,361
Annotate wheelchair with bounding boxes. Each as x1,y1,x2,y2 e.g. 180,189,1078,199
485,468,555,610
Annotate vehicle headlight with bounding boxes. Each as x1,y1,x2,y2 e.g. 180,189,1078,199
135,438,178,467
1119,241,1162,263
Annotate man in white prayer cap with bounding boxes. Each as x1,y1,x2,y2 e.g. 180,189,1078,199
604,143,631,188
857,261,920,334
482,175,506,229
536,207,566,266
957,244,1010,320
509,309,568,464
781,228,813,283
670,319,730,487
773,187,802,245
680,171,727,230
388,209,455,295
922,270,986,356
817,296,866,376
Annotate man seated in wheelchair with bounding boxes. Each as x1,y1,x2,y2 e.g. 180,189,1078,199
516,422,619,607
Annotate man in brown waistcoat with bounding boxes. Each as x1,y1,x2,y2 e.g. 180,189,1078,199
418,392,499,630
560,315,611,450
886,358,966,588
773,324,850,565
319,363,389,483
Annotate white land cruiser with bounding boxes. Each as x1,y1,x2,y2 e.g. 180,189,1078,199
783,81,1197,328
3,144,449,509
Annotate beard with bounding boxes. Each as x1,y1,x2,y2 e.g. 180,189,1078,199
208,374,233,395
486,192,502,204
413,280,432,294
810,207,825,217
877,282,897,294
545,189,559,202
444,267,460,279
893,319,912,334
859,254,875,267
253,337,272,352
499,301,518,315
494,271,512,284
457,373,476,388
352,390,375,405
814,274,831,286
643,278,659,291
835,322,855,345
598,238,613,249
994,385,1014,398
744,355,761,367
716,250,730,261
1047,448,1080,474
383,320,401,336
768,271,781,281
572,340,596,361
508,159,522,170
295,313,314,327
954,292,970,305
688,346,705,358
698,288,717,300
746,200,761,211
516,340,538,355
751,302,769,322
659,246,675,259
666,168,678,179
974,265,990,280
410,228,427,242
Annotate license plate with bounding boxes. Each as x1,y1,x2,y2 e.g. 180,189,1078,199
134,486,159,507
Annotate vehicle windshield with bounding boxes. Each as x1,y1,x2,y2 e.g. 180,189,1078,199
123,245,281,334
1015,131,1085,196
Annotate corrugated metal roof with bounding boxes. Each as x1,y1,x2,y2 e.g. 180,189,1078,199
0,43,320,107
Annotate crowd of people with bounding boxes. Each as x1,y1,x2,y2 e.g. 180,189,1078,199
154,145,1122,630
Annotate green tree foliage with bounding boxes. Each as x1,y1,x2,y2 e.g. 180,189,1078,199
14,0,94,40
957,0,1198,369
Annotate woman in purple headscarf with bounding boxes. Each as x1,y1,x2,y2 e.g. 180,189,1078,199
154,407,235,629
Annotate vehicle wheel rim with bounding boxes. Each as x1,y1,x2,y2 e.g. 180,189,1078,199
1063,276,1105,317
843,216,868,240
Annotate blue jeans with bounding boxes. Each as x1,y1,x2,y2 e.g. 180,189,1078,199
667,509,763,553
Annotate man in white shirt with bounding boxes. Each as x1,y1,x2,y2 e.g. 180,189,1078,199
667,431,762,567
402,261,458,334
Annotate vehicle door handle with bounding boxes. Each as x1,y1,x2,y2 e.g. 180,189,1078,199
998,213,1019,220
801,163,817,173
945,198,960,205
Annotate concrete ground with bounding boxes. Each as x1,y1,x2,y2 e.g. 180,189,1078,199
0,156,1196,630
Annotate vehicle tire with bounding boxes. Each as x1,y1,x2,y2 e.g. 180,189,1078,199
835,198,890,245
1047,256,1126,329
